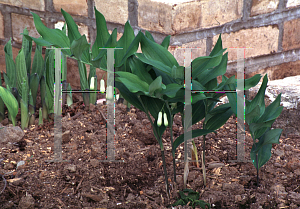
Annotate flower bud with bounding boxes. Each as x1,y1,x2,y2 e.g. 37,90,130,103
163,112,168,126
157,112,162,127
100,79,105,93
90,77,95,90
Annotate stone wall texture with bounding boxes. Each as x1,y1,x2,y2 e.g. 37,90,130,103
0,0,300,90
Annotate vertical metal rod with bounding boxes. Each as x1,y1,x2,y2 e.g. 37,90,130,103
183,49,192,188
236,48,246,162
98,48,123,162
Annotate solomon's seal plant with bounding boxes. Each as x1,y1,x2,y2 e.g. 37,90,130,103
23,7,283,204
225,74,283,186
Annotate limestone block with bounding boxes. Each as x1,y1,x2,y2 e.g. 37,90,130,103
0,10,4,39
171,2,202,33
251,0,279,16
11,13,44,44
0,0,45,11
286,0,300,8
53,0,87,16
95,0,128,25
138,0,174,34
282,18,300,51
246,60,300,81
169,39,206,66
213,26,279,61
197,0,243,29
138,0,242,35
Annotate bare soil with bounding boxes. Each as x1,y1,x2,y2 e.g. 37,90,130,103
0,92,299,209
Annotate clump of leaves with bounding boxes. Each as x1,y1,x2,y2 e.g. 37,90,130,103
171,189,211,209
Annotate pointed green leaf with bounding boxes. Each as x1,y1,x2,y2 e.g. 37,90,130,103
161,35,171,49
31,12,70,48
115,71,149,93
91,7,111,60
161,83,182,98
149,76,162,96
127,55,153,84
0,86,19,126
192,48,227,79
70,35,90,60
16,48,28,98
4,39,16,88
140,32,178,68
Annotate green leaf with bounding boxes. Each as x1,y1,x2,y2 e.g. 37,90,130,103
145,30,155,42
161,35,171,49
70,35,90,60
192,48,226,79
115,71,149,93
116,31,142,68
91,7,111,60
209,34,223,56
16,48,28,98
251,128,282,170
115,82,146,112
160,83,182,98
171,65,184,81
91,29,118,69
20,98,29,130
21,34,53,47
135,53,172,76
249,120,275,140
61,8,81,44
192,79,206,91
78,60,88,90
4,38,16,88
115,21,135,71
61,8,90,63
251,128,282,154
32,45,44,78
237,74,262,90
22,27,32,75
245,105,261,125
0,86,19,126
140,32,179,68
148,76,163,96
29,73,39,108
127,55,153,84
31,12,70,48
205,104,234,130
256,93,283,123
195,52,228,86
245,74,268,116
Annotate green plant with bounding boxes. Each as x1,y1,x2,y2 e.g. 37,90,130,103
2,31,37,129
25,7,283,200
1,27,60,129
171,189,211,209
0,85,19,126
225,74,283,186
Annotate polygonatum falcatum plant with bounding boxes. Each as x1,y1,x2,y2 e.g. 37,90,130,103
20,7,283,204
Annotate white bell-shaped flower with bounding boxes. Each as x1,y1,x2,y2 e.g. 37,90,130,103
163,112,168,126
90,77,95,90
100,79,105,93
157,112,162,127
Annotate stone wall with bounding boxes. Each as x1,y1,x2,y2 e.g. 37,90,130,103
0,0,300,90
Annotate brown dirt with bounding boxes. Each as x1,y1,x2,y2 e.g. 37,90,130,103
0,91,299,209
